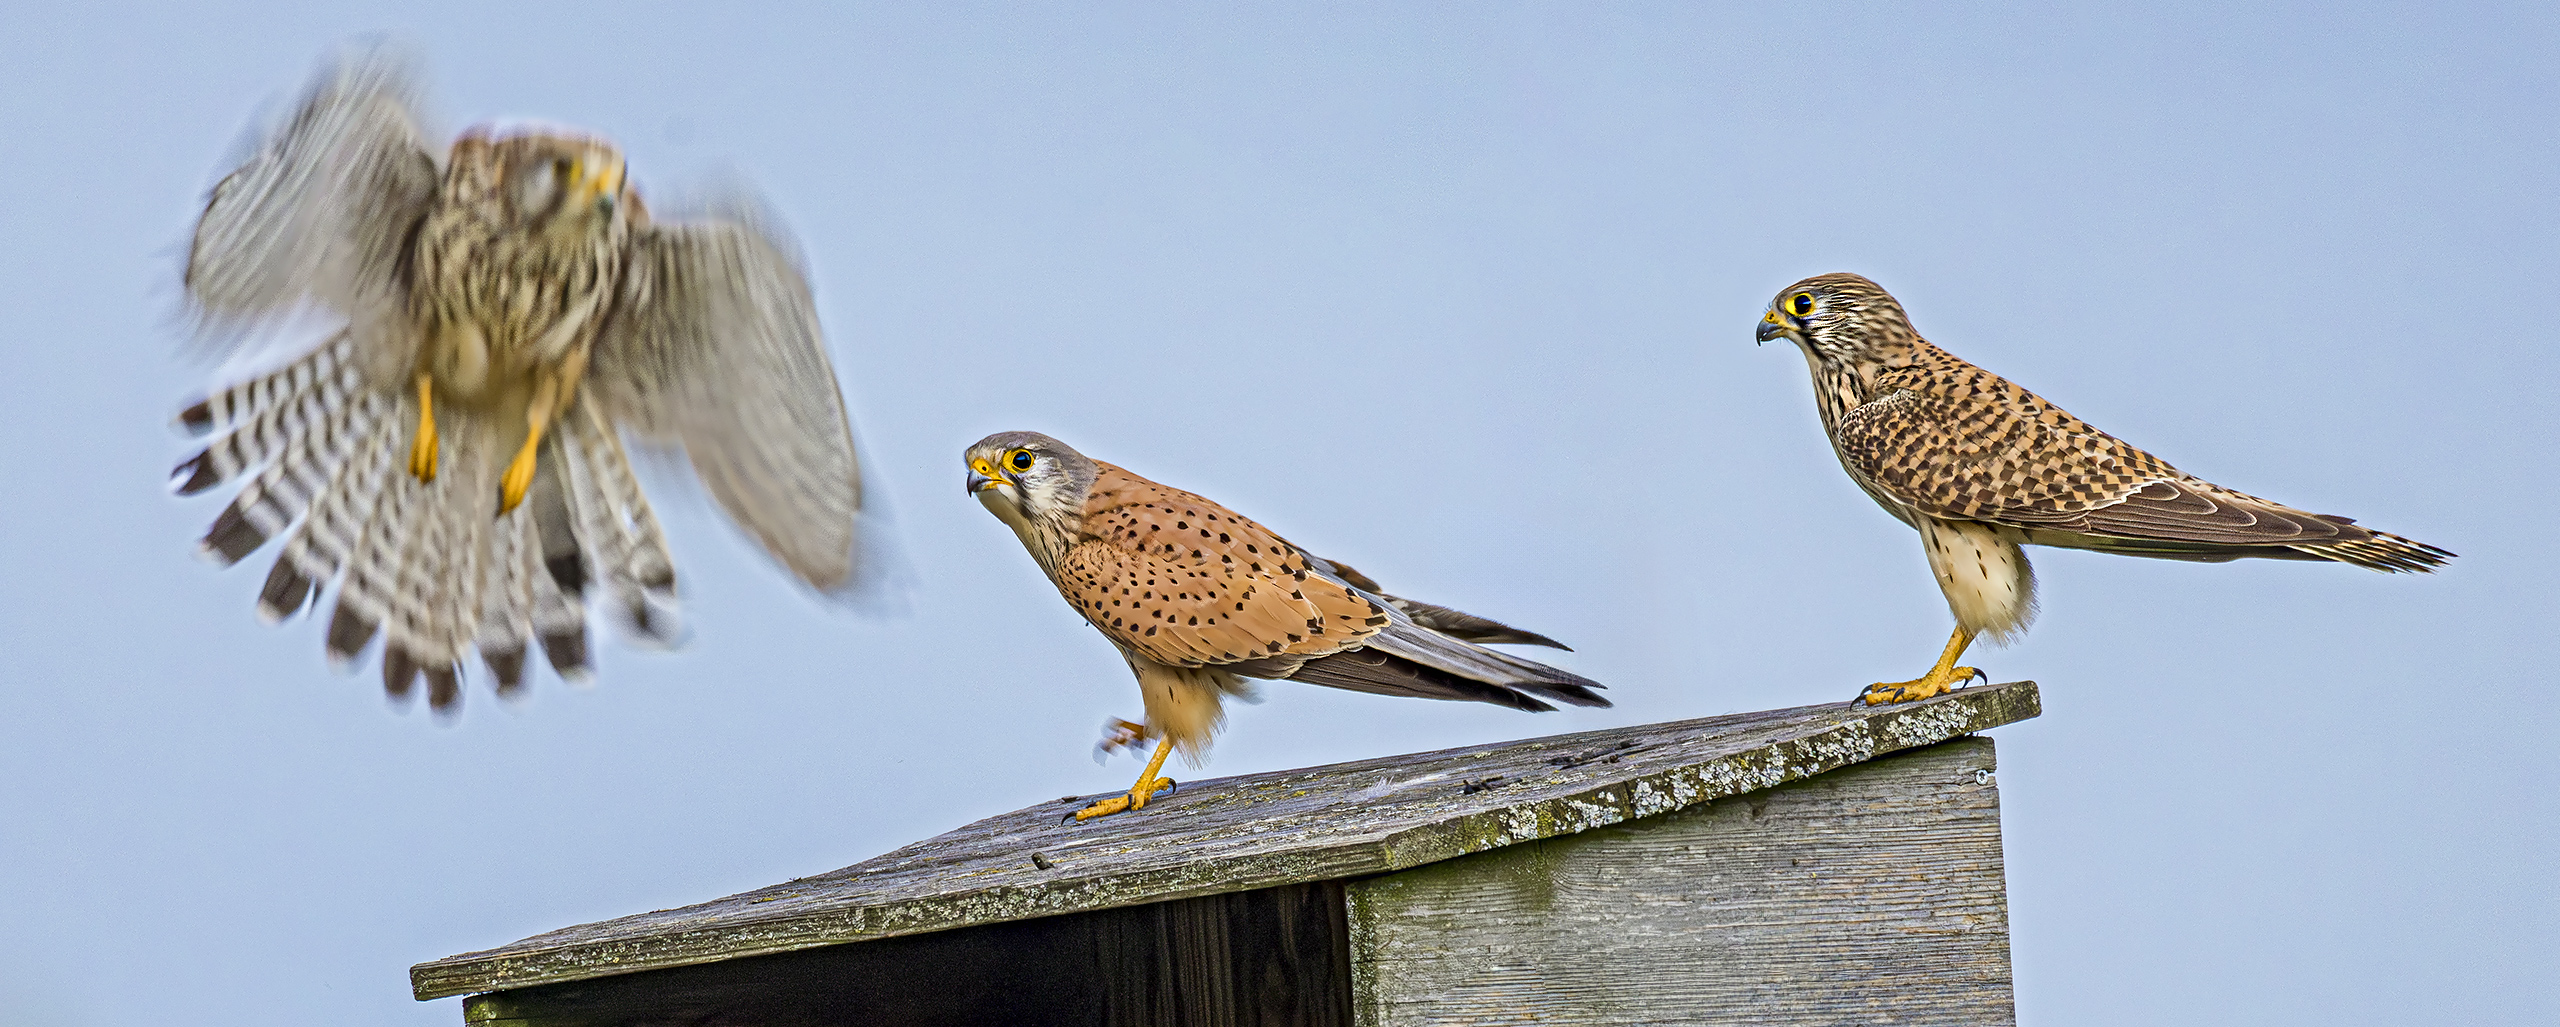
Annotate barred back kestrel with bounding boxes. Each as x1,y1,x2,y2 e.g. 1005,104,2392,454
1758,273,2451,704
173,50,866,710
965,431,1608,820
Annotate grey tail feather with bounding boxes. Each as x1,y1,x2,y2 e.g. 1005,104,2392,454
381,645,417,701
1356,620,1610,709
308,384,502,713
1310,559,1567,647
540,626,591,680
2296,531,2454,573
529,462,595,682
264,393,398,617
363,402,497,715
423,665,462,715
470,462,596,696
326,600,378,668
1297,554,1603,707
1381,596,1571,650
484,646,528,697
557,401,681,647
217,374,628,703
257,558,316,622
1283,649,1559,712
172,333,364,495
173,332,359,438
189,369,382,567
471,484,537,697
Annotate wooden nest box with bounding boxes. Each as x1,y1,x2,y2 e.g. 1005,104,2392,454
415,680,2041,1026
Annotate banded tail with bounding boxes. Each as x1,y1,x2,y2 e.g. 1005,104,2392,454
174,334,680,712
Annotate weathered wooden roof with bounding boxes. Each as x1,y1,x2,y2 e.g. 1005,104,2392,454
412,679,2041,1001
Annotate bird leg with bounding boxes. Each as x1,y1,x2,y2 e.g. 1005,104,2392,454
406,372,439,483
1072,738,1178,822
1859,627,1987,705
498,350,587,514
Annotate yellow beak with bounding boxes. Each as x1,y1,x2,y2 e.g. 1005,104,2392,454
1755,307,1798,345
967,458,1012,495
573,156,626,210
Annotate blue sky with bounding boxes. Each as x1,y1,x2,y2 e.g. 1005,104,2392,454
2,3,2552,1025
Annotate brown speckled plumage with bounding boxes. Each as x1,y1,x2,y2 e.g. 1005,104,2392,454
1758,272,2451,701
966,431,1605,761
1058,467,1392,667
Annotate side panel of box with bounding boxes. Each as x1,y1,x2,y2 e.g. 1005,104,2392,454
1346,736,2013,1027
461,880,1352,1027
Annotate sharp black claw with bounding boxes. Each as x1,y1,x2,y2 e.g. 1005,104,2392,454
1155,778,1177,797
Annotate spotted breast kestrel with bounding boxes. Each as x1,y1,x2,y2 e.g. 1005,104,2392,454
965,431,1608,820
173,49,866,710
1757,273,2451,705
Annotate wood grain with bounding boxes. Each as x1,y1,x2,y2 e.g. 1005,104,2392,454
459,881,1351,1027
415,681,2039,1000
1348,737,2012,1027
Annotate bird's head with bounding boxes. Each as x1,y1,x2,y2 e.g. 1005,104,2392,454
965,431,1098,538
468,130,631,237
1755,272,1917,370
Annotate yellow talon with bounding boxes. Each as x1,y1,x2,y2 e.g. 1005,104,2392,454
1074,738,1178,821
497,435,540,513
1858,627,1987,705
407,374,438,483
498,368,568,515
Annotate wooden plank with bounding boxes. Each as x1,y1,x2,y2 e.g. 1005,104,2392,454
1092,880,1353,1027
458,881,1351,1027
416,681,2038,1000
1347,737,2012,1027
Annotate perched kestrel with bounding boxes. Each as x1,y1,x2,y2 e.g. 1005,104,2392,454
1758,273,2451,705
173,50,866,710
965,432,1608,820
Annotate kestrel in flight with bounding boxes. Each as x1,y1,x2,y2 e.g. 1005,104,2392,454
965,431,1608,820
173,49,866,710
1757,273,2451,705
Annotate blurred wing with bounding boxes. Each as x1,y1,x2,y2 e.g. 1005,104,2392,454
1836,370,2374,551
186,48,437,343
589,211,862,590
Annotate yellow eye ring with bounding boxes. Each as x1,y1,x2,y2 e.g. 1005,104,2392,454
1789,292,1815,317
1007,449,1035,472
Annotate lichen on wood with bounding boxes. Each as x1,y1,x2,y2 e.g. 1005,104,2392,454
413,681,2040,1001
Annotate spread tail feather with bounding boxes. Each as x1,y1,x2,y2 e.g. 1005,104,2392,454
558,401,681,646
331,392,496,712
188,373,677,711
471,450,598,695
185,334,380,566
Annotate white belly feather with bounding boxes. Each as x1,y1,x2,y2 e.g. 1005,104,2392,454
1917,517,2039,643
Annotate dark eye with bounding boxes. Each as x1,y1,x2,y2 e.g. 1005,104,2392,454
1008,450,1035,472
553,159,574,181
1790,292,1815,317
